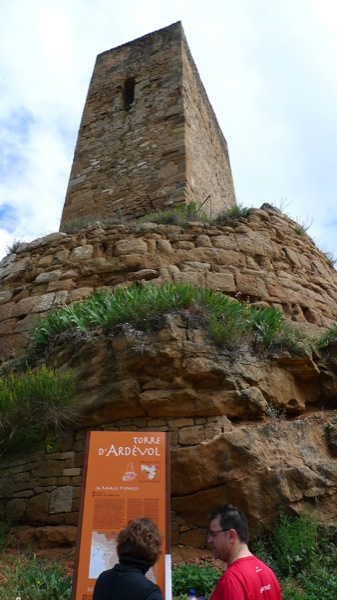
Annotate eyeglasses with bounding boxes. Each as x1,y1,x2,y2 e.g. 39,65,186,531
207,528,230,538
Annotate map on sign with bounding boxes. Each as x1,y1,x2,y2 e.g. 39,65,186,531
89,530,157,583
89,532,118,579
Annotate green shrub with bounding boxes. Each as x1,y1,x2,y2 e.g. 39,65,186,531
297,564,337,600
321,250,337,269
265,403,286,419
252,514,337,599
272,513,317,577
0,518,11,550
207,296,253,347
61,217,97,233
0,366,75,457
172,562,222,599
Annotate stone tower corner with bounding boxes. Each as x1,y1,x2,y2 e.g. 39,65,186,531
60,21,236,231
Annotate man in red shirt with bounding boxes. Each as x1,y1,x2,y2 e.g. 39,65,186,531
208,504,282,600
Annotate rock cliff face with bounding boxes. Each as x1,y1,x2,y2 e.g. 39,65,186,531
0,205,337,552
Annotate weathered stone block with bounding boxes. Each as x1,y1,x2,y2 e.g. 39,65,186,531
26,492,50,522
49,486,73,514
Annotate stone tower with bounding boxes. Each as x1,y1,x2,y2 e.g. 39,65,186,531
60,21,236,230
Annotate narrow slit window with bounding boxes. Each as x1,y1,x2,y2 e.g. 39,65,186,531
124,77,135,109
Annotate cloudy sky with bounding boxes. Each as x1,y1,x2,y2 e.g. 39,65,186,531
1,0,337,262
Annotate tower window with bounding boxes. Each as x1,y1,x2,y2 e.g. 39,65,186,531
124,77,135,109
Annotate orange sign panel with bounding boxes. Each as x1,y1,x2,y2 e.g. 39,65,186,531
72,431,170,600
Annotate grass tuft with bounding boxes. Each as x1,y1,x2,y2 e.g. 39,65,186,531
138,201,209,226
0,366,76,457
31,283,302,354
213,203,252,224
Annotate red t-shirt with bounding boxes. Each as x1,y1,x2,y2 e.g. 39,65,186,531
210,556,282,600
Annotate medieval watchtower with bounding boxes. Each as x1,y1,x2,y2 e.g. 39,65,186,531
60,21,236,230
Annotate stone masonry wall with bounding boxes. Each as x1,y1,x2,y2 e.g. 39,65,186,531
60,22,235,229
0,414,227,548
182,34,236,216
1,205,337,363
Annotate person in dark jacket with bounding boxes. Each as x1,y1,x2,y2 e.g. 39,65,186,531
93,517,164,600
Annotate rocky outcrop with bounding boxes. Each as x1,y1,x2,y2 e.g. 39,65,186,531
1,205,337,550
1,314,337,550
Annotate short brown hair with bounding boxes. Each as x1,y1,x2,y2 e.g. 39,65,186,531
117,517,162,567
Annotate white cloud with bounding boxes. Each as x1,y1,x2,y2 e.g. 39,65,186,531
0,0,337,261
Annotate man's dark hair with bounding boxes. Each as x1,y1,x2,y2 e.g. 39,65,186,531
209,504,249,544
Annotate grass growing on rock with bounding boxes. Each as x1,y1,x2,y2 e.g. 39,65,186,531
0,366,76,457
31,282,299,353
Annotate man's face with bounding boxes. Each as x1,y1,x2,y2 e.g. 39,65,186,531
207,516,232,562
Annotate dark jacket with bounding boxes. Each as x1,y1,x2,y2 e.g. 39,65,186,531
93,556,164,600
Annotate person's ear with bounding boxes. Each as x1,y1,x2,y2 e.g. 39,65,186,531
228,529,236,542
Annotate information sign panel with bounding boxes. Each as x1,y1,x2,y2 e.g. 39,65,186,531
72,431,170,600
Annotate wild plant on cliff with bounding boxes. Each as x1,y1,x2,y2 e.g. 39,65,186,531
5,238,24,255
293,215,314,235
250,305,284,345
316,322,337,349
213,202,252,223
138,201,209,225
31,282,297,354
272,512,317,577
0,366,75,456
206,294,253,347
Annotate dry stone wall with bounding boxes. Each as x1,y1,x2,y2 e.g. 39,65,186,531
1,205,337,362
0,411,230,548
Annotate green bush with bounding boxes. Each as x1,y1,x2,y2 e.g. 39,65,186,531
252,513,337,599
293,215,314,235
172,562,222,599
272,513,317,577
0,366,75,456
297,565,337,600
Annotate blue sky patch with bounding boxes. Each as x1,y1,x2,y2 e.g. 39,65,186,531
0,203,18,232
